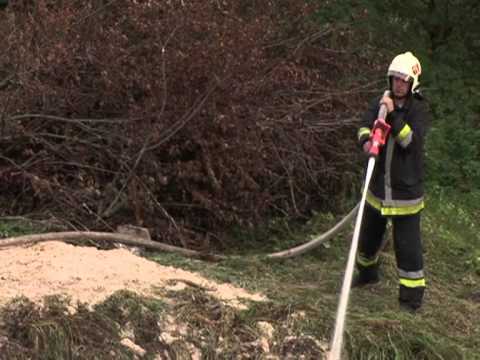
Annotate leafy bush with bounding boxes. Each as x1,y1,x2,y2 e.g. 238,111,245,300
312,0,480,191
426,81,480,191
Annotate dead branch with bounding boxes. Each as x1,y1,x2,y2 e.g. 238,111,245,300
0,231,225,261
0,1,371,250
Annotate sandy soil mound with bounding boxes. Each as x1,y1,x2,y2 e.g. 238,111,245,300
0,241,265,308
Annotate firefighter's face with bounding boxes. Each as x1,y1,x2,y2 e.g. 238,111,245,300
392,76,411,99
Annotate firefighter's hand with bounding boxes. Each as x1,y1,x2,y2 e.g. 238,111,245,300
379,96,394,114
362,140,372,154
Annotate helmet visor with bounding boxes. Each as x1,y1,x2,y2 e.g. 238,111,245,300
388,70,412,83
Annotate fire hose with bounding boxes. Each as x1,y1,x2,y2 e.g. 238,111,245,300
327,90,391,360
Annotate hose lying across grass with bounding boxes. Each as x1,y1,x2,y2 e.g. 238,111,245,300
267,204,358,259
0,204,358,260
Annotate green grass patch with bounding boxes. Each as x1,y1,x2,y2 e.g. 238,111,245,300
0,220,41,238
0,188,478,359
147,187,480,359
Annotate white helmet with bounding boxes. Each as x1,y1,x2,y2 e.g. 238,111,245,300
387,51,422,94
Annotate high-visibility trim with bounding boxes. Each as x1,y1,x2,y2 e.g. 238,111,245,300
366,191,383,210
398,269,424,279
358,127,370,142
366,191,424,216
383,197,424,207
357,254,379,267
382,204,424,215
384,137,394,202
397,124,412,140
396,124,413,147
399,277,426,288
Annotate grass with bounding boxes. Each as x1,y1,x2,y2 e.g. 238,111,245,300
0,187,478,359
148,187,480,359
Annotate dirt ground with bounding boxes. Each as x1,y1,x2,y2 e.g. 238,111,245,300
0,241,265,308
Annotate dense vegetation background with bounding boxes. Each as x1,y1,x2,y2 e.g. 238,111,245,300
0,1,478,359
0,0,478,249
319,0,480,191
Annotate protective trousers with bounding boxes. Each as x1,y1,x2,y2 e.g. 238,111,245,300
356,204,425,310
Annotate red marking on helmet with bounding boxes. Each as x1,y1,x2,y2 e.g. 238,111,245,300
412,64,421,75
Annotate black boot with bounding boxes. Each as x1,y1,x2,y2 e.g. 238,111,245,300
399,285,425,312
352,264,380,287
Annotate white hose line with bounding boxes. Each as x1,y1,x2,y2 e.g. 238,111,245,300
328,156,376,360
267,203,359,259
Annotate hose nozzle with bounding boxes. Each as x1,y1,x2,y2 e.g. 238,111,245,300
368,119,391,157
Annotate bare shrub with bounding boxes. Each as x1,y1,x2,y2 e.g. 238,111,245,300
0,1,378,248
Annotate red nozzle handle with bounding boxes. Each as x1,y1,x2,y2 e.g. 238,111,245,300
368,90,392,157
368,118,391,157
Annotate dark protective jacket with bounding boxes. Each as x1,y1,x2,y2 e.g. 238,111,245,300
357,94,431,215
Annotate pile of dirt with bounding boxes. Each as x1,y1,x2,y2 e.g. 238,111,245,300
0,241,265,308
0,241,332,359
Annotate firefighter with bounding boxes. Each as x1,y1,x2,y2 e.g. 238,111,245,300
355,52,431,311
